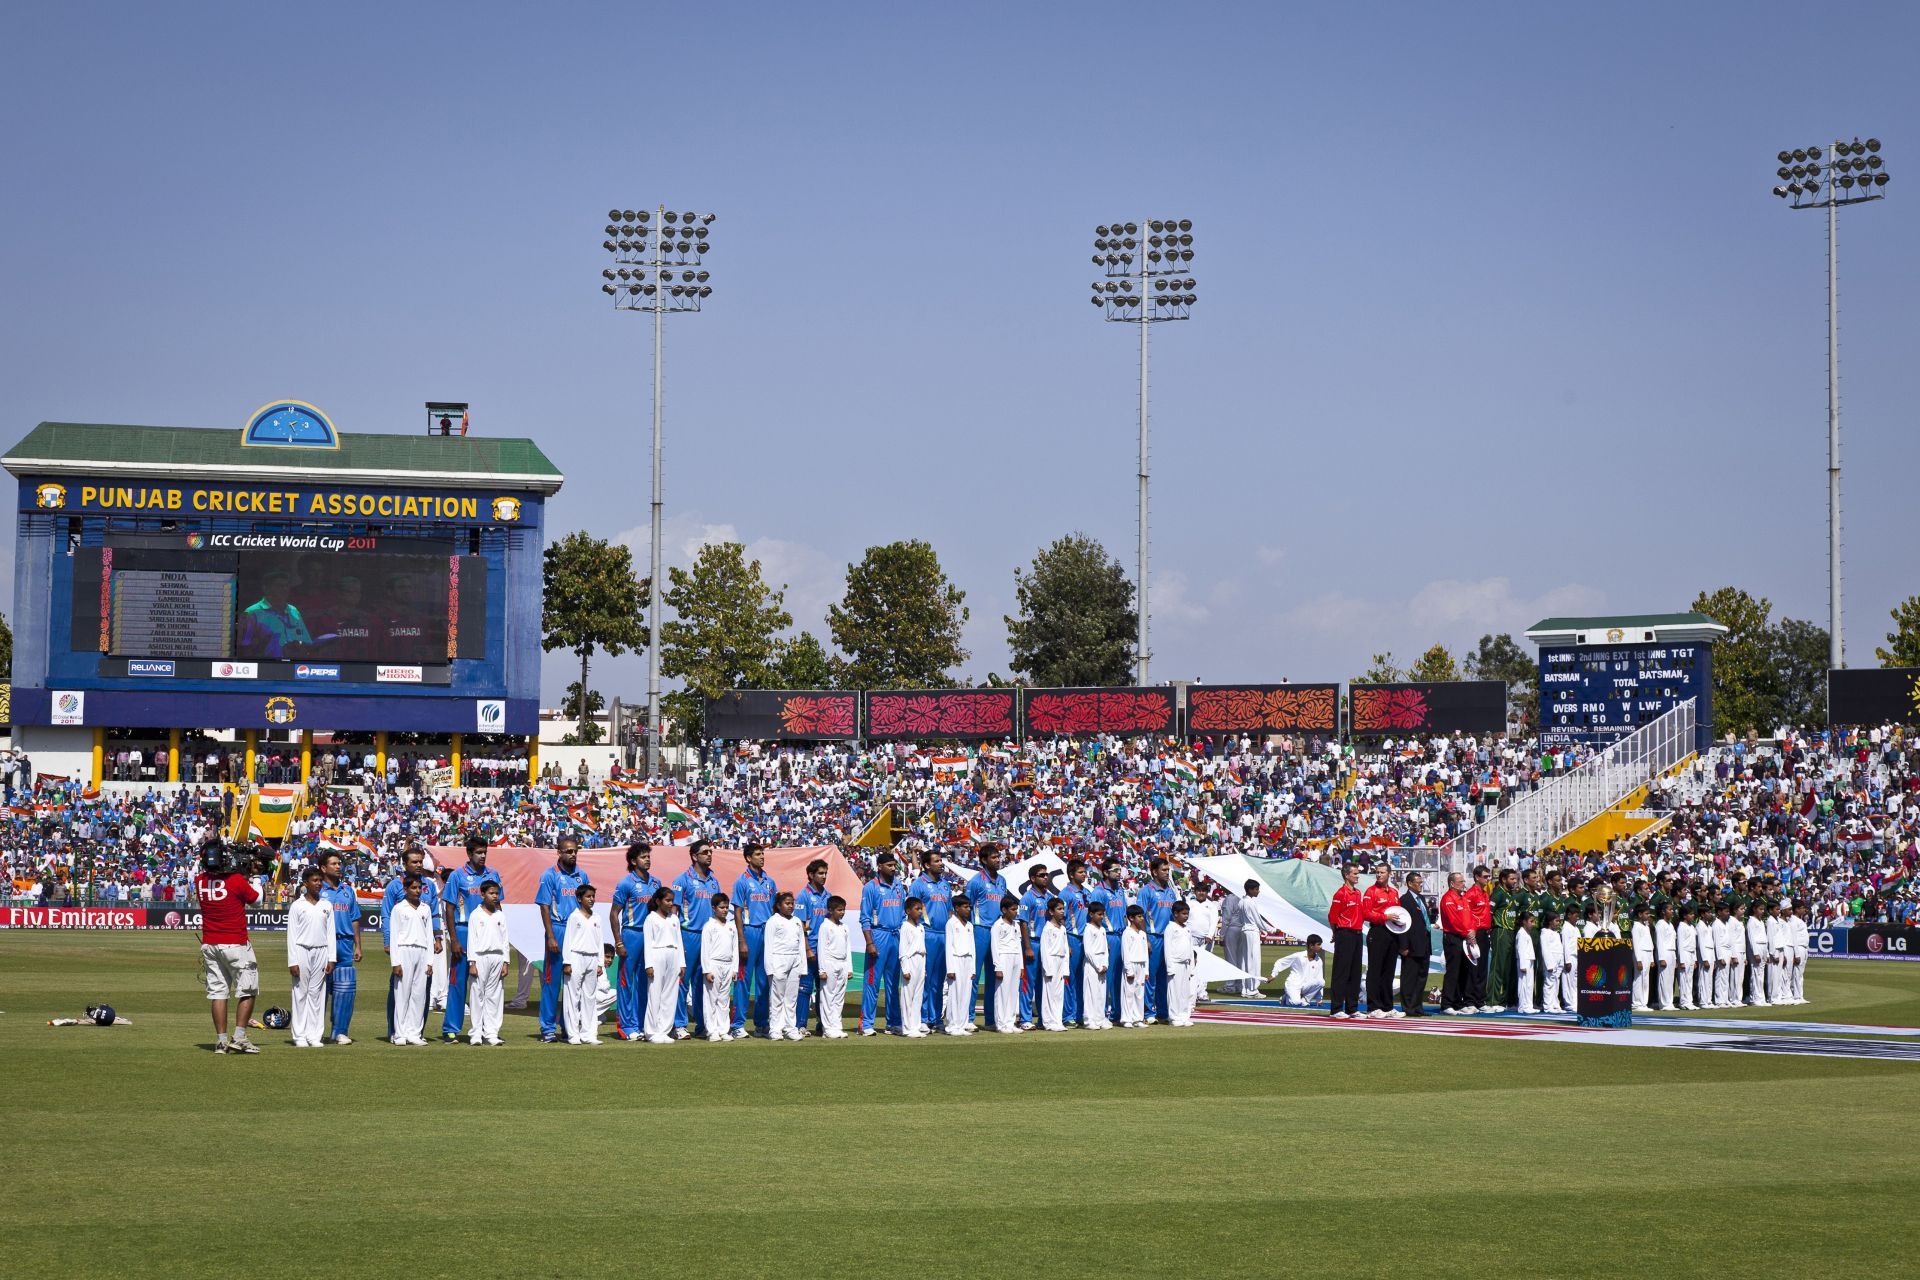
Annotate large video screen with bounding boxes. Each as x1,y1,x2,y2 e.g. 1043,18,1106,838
73,533,487,666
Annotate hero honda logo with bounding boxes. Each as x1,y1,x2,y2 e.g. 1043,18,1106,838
377,665,423,683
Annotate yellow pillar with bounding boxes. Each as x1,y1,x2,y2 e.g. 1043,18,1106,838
90,728,104,789
375,730,389,779
300,730,312,787
167,728,180,783
450,733,463,788
244,730,257,785
527,733,539,784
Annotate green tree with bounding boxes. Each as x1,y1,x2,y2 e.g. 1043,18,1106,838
828,539,969,688
660,541,794,742
563,682,605,718
1353,652,1402,684
769,631,837,690
542,532,647,739
1877,595,1920,667
1407,644,1460,683
1769,617,1831,728
0,609,11,679
1004,532,1137,687
1464,632,1539,731
1692,586,1777,736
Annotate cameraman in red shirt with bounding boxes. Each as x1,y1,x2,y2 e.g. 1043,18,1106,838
193,842,263,1054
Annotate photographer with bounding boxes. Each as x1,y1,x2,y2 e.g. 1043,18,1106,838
193,840,264,1054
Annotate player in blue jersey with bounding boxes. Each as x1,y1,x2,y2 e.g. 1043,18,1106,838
859,850,908,1035
441,833,503,1040
907,848,955,1031
1137,855,1181,1022
534,837,590,1043
1090,860,1131,1026
963,844,1009,1026
792,858,833,1033
318,850,362,1043
672,840,722,1039
1059,858,1091,1026
609,842,662,1041
1016,863,1053,1028
730,842,778,1037
381,846,443,1041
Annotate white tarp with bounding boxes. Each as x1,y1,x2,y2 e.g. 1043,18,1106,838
1186,853,1331,942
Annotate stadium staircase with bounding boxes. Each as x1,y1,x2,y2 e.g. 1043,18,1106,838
1447,699,1697,863
1543,754,1697,854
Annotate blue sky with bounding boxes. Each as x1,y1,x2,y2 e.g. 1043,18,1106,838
3,3,1916,703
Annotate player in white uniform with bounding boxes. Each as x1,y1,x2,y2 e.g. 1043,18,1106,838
1538,911,1566,1014
1165,901,1197,1026
1081,903,1112,1029
1745,902,1771,1007
899,898,929,1038
465,880,511,1045
285,866,335,1048
1629,907,1654,1012
1653,904,1677,1010
1788,902,1810,1004
1038,899,1071,1032
700,895,738,1041
765,892,809,1041
942,896,976,1035
388,876,438,1045
1675,906,1699,1010
1725,904,1750,1006
1120,906,1151,1026
989,898,1025,1033
1558,914,1579,1011
1514,912,1538,1015
641,888,683,1044
561,884,605,1044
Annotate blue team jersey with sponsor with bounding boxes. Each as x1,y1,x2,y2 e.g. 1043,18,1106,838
445,864,503,927
673,868,721,931
1089,884,1129,937
794,883,833,945
965,871,1008,927
1060,882,1089,936
381,875,442,946
322,880,358,941
535,863,591,927
733,869,777,928
612,872,663,932
1138,882,1179,934
861,876,907,933
1018,887,1050,941
907,874,954,929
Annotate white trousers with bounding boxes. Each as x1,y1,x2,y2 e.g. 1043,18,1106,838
1631,961,1650,1009
1121,965,1147,1023
1677,964,1695,1007
944,965,973,1032
1283,974,1323,1007
702,970,732,1038
1710,962,1727,1006
646,956,682,1039
1225,928,1262,996
768,961,802,1036
1656,961,1674,1009
1540,967,1561,1013
469,955,506,1042
1749,953,1770,1004
901,962,926,1034
1082,965,1110,1028
818,966,850,1035
1700,964,1718,1007
566,963,601,1042
393,946,430,1042
1727,958,1746,1004
290,944,331,1044
513,955,535,1006
1168,965,1193,1025
1792,950,1807,1001
1040,972,1065,1031
1559,965,1575,1012
431,946,449,1008
992,960,1021,1030
1517,963,1536,1014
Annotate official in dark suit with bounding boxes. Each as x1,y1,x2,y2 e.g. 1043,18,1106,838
1398,873,1434,1017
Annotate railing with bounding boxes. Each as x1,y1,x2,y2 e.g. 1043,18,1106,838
1448,699,1697,863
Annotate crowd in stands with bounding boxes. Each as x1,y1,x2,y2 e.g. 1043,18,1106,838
4,726,1915,929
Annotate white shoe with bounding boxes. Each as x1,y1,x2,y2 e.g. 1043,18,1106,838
784,1030,805,1041
673,1029,692,1040
488,1038,503,1046
861,1028,876,1036
1331,1011,1349,1020
1389,1010,1406,1019
824,1030,847,1039
647,1034,671,1044
334,1034,354,1045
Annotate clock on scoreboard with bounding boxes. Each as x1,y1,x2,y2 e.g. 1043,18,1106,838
1538,641,1711,747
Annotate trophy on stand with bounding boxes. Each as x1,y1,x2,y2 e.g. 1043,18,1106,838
1595,883,1619,937
1577,884,1633,1028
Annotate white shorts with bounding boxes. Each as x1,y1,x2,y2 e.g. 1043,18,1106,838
201,943,259,1000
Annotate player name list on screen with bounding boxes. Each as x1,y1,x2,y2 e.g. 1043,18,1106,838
109,569,234,658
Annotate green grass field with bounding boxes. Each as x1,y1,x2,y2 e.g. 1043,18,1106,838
4,934,1920,1279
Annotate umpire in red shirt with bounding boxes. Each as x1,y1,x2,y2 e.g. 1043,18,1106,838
1439,871,1476,1013
1326,862,1366,1018
1465,864,1494,1010
1361,863,1402,1018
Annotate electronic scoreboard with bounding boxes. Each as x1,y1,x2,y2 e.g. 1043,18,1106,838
1538,641,1712,748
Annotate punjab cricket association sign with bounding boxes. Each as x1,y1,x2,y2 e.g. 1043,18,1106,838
1576,937,1634,1028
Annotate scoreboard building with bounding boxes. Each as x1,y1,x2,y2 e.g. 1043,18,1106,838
4,403,562,783
1528,612,1726,754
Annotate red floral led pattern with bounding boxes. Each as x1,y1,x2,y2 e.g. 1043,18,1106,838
776,695,857,737
1350,686,1431,732
1024,690,1173,736
865,691,1014,739
1188,686,1337,733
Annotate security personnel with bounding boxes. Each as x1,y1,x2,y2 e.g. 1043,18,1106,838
382,845,442,1041
1088,860,1131,1025
609,842,661,1040
1135,856,1181,1022
534,837,589,1043
1058,858,1091,1025
672,840,722,1038
860,850,908,1035
793,858,833,1032
441,833,503,1040
1016,864,1053,1028
963,844,1009,1026
731,842,778,1036
1327,861,1366,1018
907,848,955,1031
1360,863,1402,1017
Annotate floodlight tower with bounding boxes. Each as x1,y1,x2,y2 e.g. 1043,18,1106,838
1770,138,1889,670
601,206,715,775
1089,218,1196,685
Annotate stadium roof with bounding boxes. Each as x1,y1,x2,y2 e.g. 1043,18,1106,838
2,421,564,493
1526,612,1728,646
